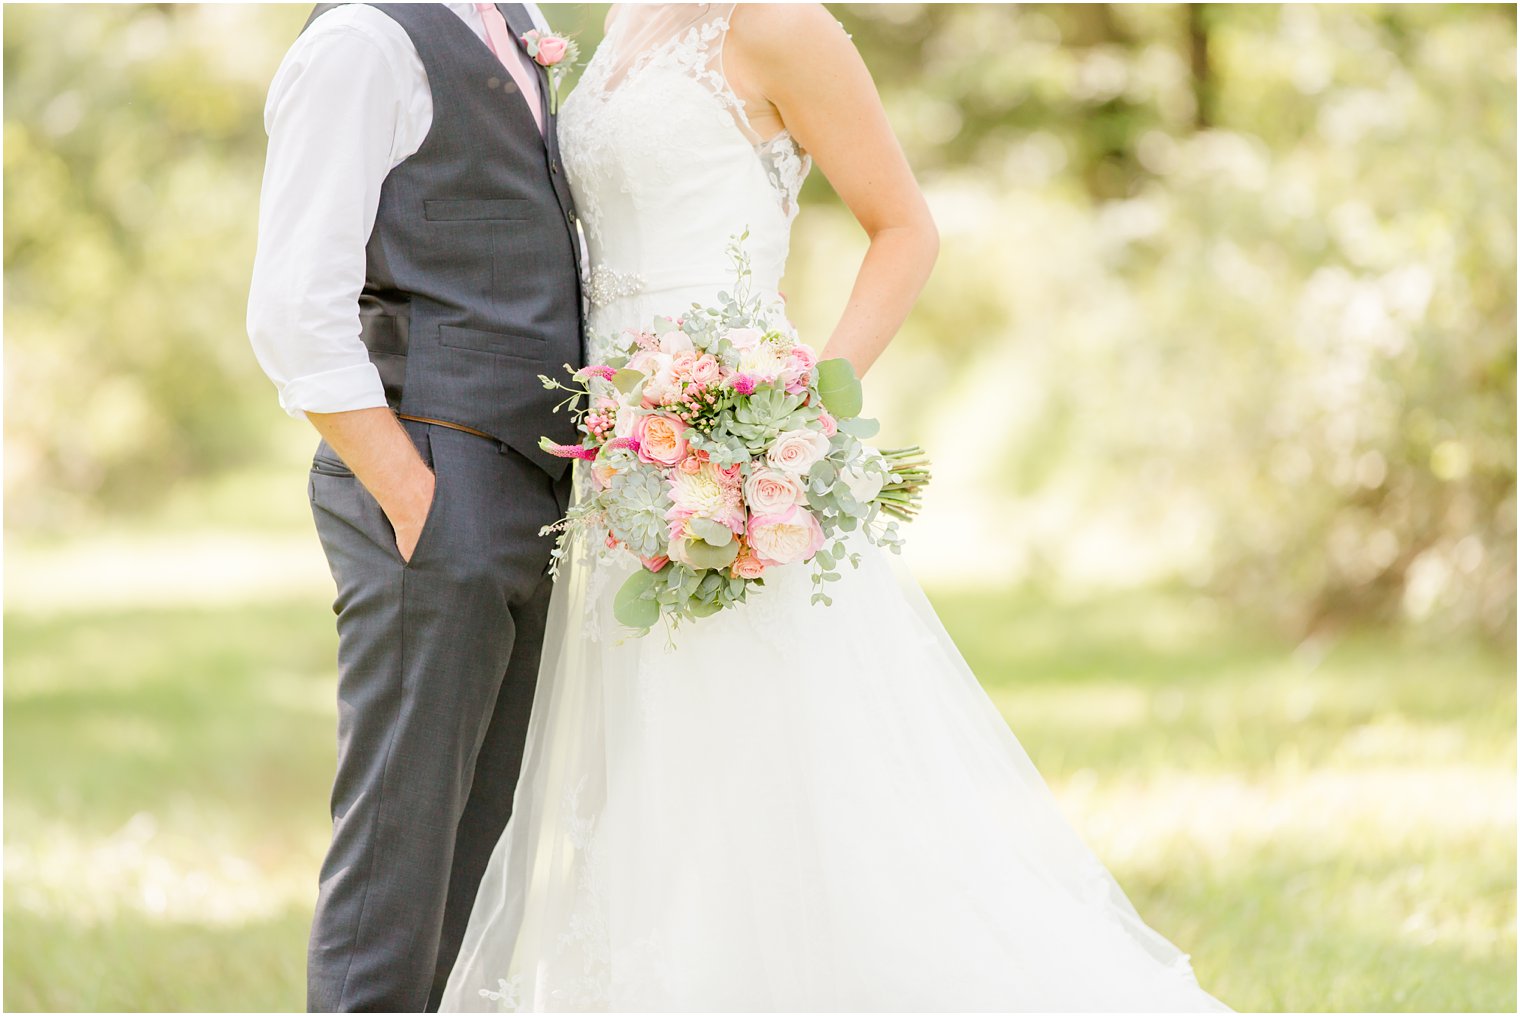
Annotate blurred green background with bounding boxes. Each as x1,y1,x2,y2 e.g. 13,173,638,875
4,3,1515,1011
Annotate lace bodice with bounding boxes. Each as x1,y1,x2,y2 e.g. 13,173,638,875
559,3,811,360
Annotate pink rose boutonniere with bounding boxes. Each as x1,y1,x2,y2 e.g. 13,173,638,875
521,29,580,114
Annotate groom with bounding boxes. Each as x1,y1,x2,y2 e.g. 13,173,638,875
246,3,582,1010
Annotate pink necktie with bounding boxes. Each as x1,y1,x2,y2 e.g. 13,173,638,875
475,3,544,135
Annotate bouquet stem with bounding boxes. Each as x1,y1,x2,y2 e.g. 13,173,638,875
875,446,932,521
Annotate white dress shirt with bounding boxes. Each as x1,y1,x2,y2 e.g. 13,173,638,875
247,2,551,418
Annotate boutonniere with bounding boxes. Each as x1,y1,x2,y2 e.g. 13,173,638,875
521,29,579,115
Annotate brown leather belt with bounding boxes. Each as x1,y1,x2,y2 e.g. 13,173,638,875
395,412,496,442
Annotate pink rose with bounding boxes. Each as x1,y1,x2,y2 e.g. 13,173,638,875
641,554,670,572
777,345,817,394
747,505,826,566
744,466,808,515
817,411,837,437
630,413,689,466
689,354,722,386
679,455,702,475
526,31,569,67
766,428,831,474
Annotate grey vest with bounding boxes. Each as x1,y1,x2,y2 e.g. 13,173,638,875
303,3,585,478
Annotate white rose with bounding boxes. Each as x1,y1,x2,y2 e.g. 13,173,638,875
839,462,884,503
614,401,638,438
658,330,694,355
723,327,764,351
625,349,662,375
744,466,808,515
767,429,831,474
650,362,681,403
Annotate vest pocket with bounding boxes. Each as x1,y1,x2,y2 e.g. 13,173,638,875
423,198,531,221
438,324,548,361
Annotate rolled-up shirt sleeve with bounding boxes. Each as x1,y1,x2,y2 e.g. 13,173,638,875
246,21,404,418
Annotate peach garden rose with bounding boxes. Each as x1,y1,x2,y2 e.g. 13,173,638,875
747,505,827,566
630,412,689,466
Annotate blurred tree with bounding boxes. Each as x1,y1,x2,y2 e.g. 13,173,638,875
4,4,308,526
4,3,1513,642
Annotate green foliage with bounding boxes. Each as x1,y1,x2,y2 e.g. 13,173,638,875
800,3,1517,643
4,5,310,527
3,3,1514,640
815,357,864,418
4,588,1513,1010
612,568,660,630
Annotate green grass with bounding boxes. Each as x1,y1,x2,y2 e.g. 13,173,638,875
5,587,1514,1012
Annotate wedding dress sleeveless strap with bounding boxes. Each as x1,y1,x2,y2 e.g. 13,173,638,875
558,2,807,361
441,6,1229,1011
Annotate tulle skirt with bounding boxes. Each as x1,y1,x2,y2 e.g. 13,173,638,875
441,532,1229,1012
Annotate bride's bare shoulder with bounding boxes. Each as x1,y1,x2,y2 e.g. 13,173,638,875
726,3,856,84
727,3,851,52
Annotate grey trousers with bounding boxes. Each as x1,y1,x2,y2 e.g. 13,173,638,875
306,419,569,1013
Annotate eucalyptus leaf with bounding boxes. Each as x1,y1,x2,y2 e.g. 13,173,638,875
816,358,864,418
689,517,734,546
613,570,660,630
612,368,644,395
689,598,723,618
678,538,740,571
837,415,880,439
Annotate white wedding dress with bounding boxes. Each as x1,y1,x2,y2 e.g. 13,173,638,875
442,7,1228,1012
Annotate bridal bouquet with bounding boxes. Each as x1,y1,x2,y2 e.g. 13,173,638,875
538,240,930,635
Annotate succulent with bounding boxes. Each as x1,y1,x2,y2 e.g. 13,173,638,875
721,387,808,450
605,467,670,557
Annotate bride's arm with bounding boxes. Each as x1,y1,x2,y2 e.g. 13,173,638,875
725,4,939,378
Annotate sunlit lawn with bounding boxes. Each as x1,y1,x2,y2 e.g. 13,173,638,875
4,580,1514,1012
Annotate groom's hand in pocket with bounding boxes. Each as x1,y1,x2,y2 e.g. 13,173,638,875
307,407,436,563
384,467,435,563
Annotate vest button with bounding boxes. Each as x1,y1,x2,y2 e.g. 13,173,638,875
567,210,576,223
487,76,500,90
551,164,560,175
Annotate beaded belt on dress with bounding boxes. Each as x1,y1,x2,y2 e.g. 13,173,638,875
586,264,646,308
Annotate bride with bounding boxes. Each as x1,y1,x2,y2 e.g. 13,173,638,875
443,4,1228,1011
